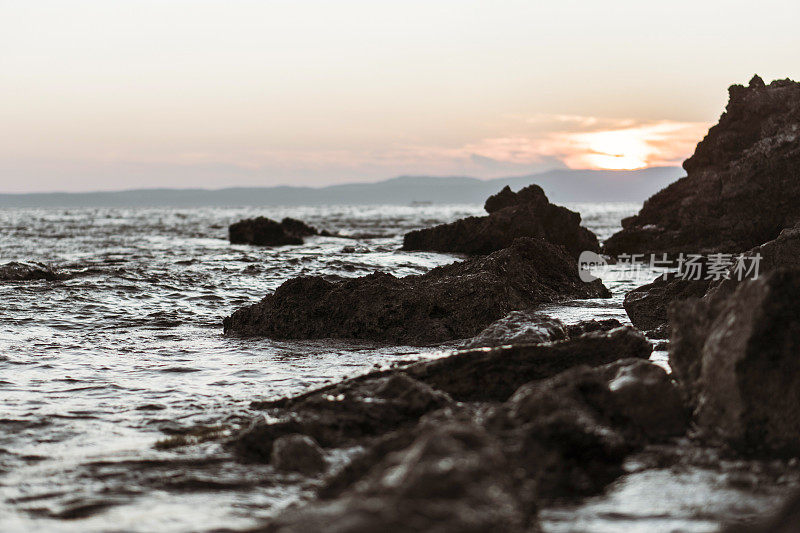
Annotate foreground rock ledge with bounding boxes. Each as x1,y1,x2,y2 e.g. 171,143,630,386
403,184,600,258
670,268,800,456
605,76,800,256
223,237,610,344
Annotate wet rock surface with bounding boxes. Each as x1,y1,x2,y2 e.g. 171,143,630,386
0,261,66,281
229,216,328,246
670,269,800,456
223,237,610,344
403,184,600,257
624,273,711,332
258,348,684,532
463,310,568,348
605,76,800,256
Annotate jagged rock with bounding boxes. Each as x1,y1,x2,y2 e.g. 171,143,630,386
624,274,711,332
565,318,624,337
669,269,800,456
224,237,610,344
605,76,800,256
403,184,600,258
270,434,327,474
463,311,568,348
0,262,65,281
232,373,452,461
229,216,323,246
266,423,529,533
233,327,649,463
404,326,652,402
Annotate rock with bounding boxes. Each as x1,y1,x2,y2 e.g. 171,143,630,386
669,269,800,456
624,273,711,331
403,184,600,258
605,76,800,256
232,373,452,461
266,422,529,533
233,327,650,462
600,359,688,440
270,434,327,475
224,237,610,344
463,311,568,348
488,358,686,500
404,326,652,402
565,318,624,337
229,216,322,246
0,262,65,281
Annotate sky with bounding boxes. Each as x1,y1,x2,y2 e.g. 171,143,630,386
1,0,799,193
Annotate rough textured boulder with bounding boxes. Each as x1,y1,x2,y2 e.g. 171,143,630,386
229,216,324,246
669,269,800,456
403,184,600,258
605,76,800,256
0,262,65,281
224,237,610,344
266,423,529,533
624,274,711,332
463,311,568,348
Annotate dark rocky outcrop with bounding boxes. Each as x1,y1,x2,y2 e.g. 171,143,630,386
403,184,600,258
670,269,800,456
224,237,610,344
0,262,65,281
404,326,651,402
229,216,327,246
263,356,685,532
605,76,800,256
266,422,530,533
233,327,650,463
624,274,711,332
463,311,568,348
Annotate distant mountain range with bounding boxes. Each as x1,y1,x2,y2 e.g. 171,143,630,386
0,167,682,207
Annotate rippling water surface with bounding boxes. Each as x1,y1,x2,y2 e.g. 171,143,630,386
1,202,656,532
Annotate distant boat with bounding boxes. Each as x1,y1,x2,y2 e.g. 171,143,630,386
409,200,433,206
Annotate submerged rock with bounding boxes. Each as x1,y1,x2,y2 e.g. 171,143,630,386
624,274,711,332
0,262,65,281
670,269,800,456
463,311,568,348
605,76,800,256
403,184,600,258
224,237,610,344
228,216,325,246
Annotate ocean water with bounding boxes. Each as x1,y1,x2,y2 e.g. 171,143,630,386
0,202,767,532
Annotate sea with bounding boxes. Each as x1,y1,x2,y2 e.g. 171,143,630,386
0,203,787,532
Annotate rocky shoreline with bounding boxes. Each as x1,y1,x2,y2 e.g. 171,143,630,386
213,76,800,531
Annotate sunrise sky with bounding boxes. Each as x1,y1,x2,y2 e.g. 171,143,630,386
1,0,799,192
